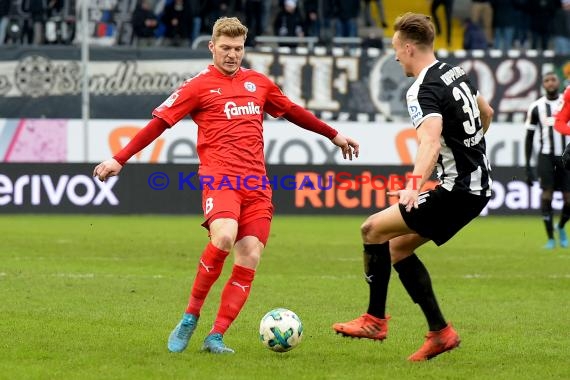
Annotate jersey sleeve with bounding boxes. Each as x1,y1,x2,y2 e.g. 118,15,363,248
524,102,539,131
262,78,294,118
407,84,442,129
554,87,570,135
152,77,201,126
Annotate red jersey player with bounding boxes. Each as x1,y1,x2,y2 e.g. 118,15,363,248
555,84,570,169
93,17,359,354
555,84,570,136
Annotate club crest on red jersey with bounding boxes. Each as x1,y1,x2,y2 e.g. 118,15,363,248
244,82,256,92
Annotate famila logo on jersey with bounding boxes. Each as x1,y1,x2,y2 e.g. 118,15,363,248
224,101,261,119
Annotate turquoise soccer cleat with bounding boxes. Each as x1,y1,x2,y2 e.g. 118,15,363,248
543,238,556,250
167,313,198,353
202,333,235,354
558,227,568,248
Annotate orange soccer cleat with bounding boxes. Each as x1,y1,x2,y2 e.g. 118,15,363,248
408,323,461,361
332,313,390,341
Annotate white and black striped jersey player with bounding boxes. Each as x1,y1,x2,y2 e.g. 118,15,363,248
523,71,570,249
401,60,492,245
333,14,495,362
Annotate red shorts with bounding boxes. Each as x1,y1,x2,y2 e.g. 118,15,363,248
200,183,274,245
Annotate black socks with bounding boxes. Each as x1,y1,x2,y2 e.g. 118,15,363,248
393,254,447,331
363,243,391,319
542,198,554,239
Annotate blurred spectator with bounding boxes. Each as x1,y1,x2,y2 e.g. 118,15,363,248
5,17,22,44
260,0,271,35
363,0,388,28
463,17,488,49
202,1,234,37
303,0,319,37
527,0,559,50
22,0,48,45
161,0,192,47
133,0,159,47
512,0,530,48
188,0,205,45
273,0,304,46
552,0,570,55
44,0,68,44
490,0,516,51
470,0,493,47
320,0,335,42
0,0,11,45
47,0,63,18
245,0,263,46
431,0,454,46
334,0,360,37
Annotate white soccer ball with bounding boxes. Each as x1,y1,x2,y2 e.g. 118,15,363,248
259,308,303,352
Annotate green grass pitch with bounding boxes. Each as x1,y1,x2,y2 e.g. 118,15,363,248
1,215,569,379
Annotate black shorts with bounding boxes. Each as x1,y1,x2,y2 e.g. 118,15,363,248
537,153,570,191
399,186,490,246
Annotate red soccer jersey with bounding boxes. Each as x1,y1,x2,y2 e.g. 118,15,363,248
153,65,294,178
554,85,570,135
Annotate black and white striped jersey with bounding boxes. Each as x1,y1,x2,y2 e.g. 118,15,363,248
525,95,565,155
405,60,492,197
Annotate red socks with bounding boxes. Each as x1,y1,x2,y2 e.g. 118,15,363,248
185,242,230,316
210,265,256,335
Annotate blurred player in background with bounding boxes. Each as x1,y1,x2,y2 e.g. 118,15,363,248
93,17,359,354
332,12,493,362
556,64,570,169
525,72,568,249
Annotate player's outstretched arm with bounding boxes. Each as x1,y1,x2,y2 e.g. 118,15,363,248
92,117,169,181
282,104,359,160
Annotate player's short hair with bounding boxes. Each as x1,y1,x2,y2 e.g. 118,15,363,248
542,71,558,81
212,17,248,43
394,12,435,49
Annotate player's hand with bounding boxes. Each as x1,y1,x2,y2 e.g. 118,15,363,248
332,134,359,160
387,188,419,212
93,158,123,182
525,166,535,187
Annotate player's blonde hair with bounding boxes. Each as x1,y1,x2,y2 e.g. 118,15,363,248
394,12,435,49
211,17,248,43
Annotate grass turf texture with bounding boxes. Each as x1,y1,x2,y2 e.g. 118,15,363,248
0,215,569,379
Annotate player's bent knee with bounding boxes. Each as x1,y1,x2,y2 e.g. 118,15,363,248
360,219,375,239
211,234,235,251
361,220,388,243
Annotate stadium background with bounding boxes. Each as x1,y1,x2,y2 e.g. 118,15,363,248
1,0,569,216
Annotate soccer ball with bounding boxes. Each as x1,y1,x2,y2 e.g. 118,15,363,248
259,308,303,352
